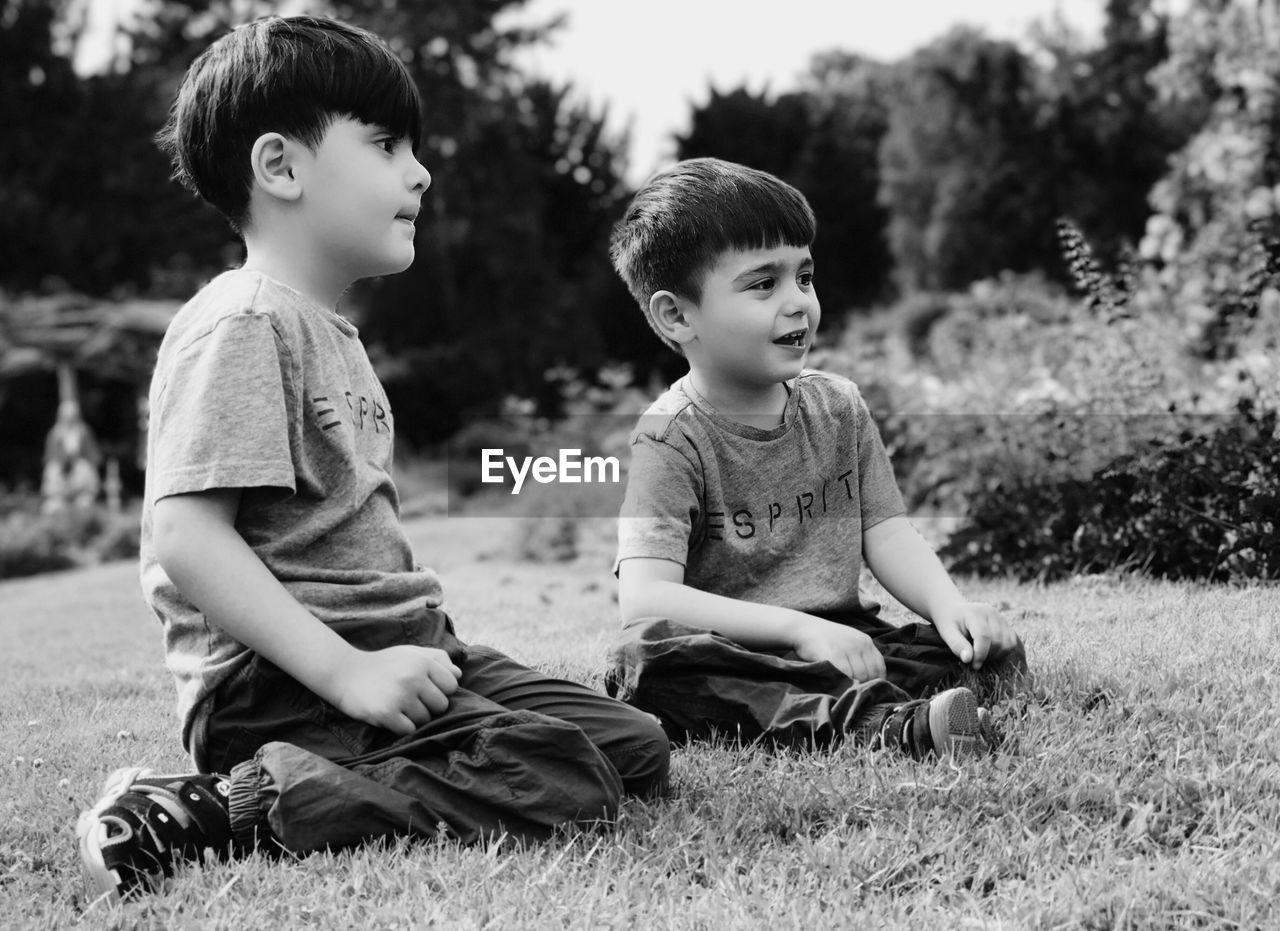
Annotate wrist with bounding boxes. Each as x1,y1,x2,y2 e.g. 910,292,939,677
923,593,967,624
290,628,361,702
785,611,823,649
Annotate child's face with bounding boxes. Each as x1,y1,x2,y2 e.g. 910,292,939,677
292,117,431,284
683,243,820,398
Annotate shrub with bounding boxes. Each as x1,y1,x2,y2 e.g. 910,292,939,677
0,505,140,580
821,271,1192,518
941,399,1280,582
892,291,953,358
0,511,78,578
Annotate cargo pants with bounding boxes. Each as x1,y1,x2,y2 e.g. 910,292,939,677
193,608,671,854
605,609,1027,747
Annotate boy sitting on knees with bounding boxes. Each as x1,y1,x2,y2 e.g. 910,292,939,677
76,15,668,904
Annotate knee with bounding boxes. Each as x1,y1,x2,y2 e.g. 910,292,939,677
618,711,672,799
570,768,624,825
480,712,625,826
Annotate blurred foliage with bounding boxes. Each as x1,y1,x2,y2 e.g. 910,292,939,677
1137,0,1280,357
941,399,1280,582
676,54,896,315
1034,0,1197,267
361,78,636,439
0,0,638,476
3,0,1279,591
673,0,1194,312
0,0,232,297
820,272,1192,517
822,212,1280,583
881,0,1192,293
0,503,141,579
879,27,1058,292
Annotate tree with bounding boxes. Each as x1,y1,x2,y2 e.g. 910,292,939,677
676,86,812,180
0,0,638,477
1137,0,1280,356
1034,0,1194,267
0,0,238,297
674,72,895,317
795,52,895,312
360,79,633,437
0,0,80,290
878,28,1058,292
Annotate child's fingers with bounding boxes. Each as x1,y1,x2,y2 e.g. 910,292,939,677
848,647,884,683
425,662,460,694
935,622,975,665
389,713,417,736
417,680,451,714
969,630,991,669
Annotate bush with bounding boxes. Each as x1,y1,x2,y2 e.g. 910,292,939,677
818,215,1280,583
0,505,140,580
821,272,1192,517
941,399,1280,582
893,291,953,358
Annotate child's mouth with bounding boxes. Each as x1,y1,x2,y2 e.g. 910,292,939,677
773,328,808,347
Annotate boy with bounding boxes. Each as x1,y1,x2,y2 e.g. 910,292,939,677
605,158,1026,757
76,15,669,903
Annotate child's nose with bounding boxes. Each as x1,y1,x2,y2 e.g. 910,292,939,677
784,285,813,313
409,159,431,193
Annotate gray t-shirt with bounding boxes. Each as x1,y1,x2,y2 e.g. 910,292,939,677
616,371,905,616
140,269,444,753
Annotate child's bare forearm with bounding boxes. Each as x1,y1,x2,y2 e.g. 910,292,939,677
153,491,356,698
620,576,807,650
862,516,964,622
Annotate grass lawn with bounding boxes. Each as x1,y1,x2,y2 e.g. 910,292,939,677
2,514,1278,929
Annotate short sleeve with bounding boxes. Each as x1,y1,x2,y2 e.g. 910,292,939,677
615,433,702,571
854,391,906,529
148,313,297,502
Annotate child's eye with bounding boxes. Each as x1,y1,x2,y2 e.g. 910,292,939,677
376,137,397,154
799,271,815,287
749,278,775,291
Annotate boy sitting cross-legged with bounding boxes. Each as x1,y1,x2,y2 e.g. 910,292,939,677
605,157,1027,757
75,15,669,904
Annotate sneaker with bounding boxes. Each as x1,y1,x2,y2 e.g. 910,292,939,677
874,687,987,760
76,767,232,903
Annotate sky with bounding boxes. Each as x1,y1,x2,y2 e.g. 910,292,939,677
496,0,1110,182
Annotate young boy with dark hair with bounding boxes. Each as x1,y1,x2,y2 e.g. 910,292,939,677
605,157,1026,757
76,15,668,903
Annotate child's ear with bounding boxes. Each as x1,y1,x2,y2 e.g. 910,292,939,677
650,290,697,347
249,132,302,202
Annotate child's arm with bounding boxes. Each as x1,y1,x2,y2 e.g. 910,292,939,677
618,556,887,683
862,515,1018,669
153,489,461,735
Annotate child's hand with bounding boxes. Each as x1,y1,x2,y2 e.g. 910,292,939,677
931,602,1019,670
330,645,463,735
792,616,886,683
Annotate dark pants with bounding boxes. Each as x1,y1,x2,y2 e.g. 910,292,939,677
605,610,1027,748
195,609,670,855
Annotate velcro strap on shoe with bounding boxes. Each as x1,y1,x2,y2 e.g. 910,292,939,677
169,780,234,854
104,790,192,859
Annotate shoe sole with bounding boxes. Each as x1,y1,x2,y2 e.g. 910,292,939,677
927,688,985,759
76,766,154,905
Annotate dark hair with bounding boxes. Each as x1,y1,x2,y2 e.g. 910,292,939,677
156,15,422,232
608,157,816,352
